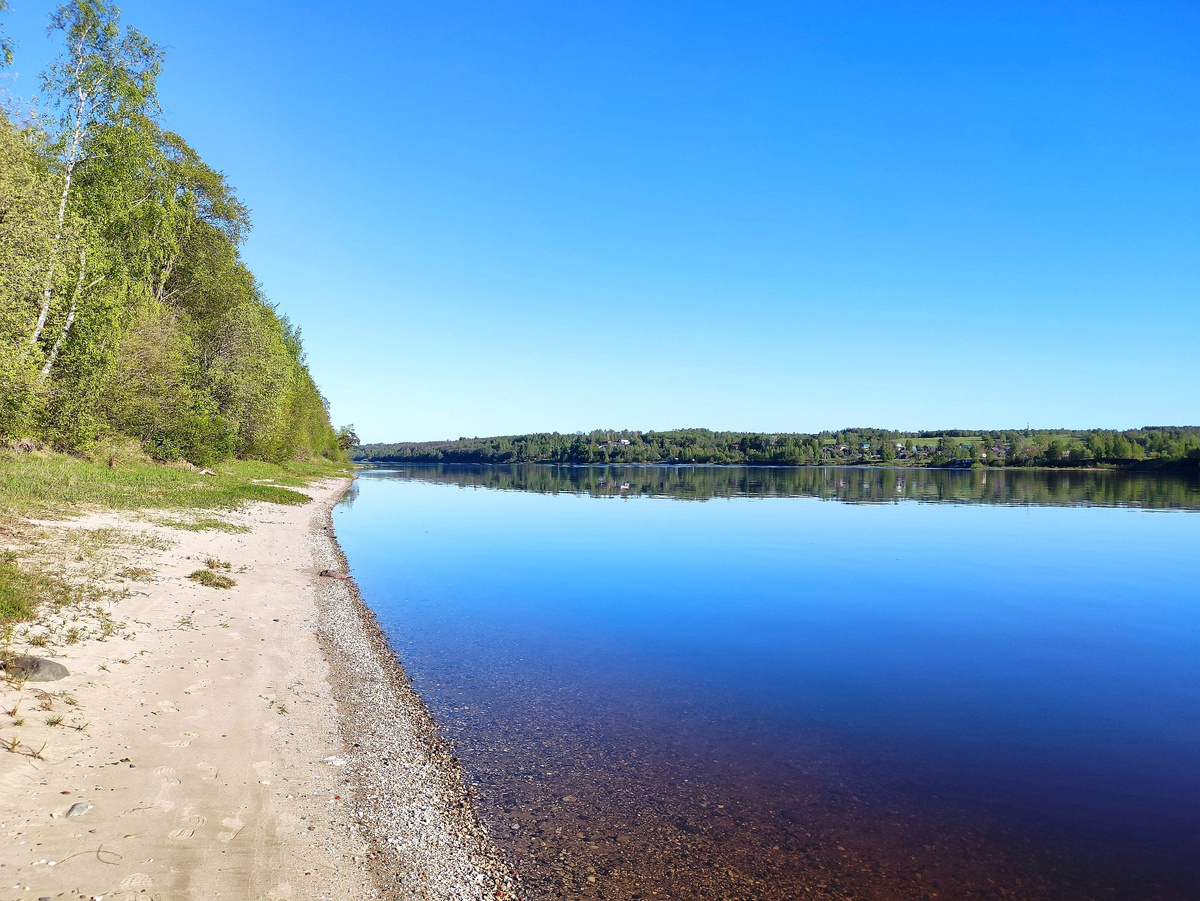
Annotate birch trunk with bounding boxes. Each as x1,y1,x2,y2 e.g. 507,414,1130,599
30,32,92,348
40,248,87,378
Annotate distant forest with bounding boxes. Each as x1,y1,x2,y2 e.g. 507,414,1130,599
356,427,1200,469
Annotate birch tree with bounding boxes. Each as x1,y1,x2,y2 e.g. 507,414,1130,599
31,0,160,354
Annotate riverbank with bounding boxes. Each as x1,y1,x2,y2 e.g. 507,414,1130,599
0,473,514,899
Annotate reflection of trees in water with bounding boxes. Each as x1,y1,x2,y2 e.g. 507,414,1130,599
338,479,360,509
361,464,1200,510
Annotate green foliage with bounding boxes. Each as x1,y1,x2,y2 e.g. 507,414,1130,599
359,426,1200,470
0,121,74,435
0,0,15,68
0,2,341,466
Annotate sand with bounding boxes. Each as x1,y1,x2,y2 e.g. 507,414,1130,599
0,478,514,901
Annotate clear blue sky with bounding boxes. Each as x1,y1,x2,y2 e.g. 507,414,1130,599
5,2,1199,441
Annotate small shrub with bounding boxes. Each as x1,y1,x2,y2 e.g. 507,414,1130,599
187,569,236,589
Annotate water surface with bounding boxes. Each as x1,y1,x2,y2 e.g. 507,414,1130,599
334,466,1200,900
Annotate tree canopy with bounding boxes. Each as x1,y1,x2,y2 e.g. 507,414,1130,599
0,1,342,463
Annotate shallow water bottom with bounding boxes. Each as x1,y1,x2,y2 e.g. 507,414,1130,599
426,665,1195,901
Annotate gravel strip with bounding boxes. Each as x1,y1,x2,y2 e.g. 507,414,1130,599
309,490,520,900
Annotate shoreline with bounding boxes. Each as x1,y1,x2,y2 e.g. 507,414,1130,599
0,476,513,900
311,482,518,899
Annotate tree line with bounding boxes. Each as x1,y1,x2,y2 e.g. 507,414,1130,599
357,427,1200,469
0,1,347,465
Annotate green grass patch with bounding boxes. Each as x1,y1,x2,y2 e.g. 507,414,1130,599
0,451,349,520
187,569,237,589
0,552,77,624
150,517,251,533
0,559,35,623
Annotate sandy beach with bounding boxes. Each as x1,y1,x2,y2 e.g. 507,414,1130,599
0,478,514,901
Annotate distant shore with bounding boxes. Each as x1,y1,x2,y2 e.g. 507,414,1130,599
355,426,1200,470
357,458,1199,472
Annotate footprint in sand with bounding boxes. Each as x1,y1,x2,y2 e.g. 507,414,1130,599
154,765,180,811
183,679,212,694
120,872,155,891
154,765,180,785
155,700,179,714
166,730,200,748
218,815,245,842
168,813,207,840
191,658,210,667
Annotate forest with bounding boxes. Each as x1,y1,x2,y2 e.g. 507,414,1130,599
357,426,1200,469
0,1,345,465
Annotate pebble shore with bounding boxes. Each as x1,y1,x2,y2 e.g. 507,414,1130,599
310,497,520,900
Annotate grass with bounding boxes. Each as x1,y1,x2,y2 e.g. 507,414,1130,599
0,450,351,623
187,569,237,589
0,451,352,520
0,557,34,623
0,553,77,625
116,566,154,582
62,527,174,561
150,516,250,533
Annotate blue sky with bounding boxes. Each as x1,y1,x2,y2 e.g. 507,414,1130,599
5,2,1199,440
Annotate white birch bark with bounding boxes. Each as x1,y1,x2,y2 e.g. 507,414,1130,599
40,248,89,378
31,29,94,348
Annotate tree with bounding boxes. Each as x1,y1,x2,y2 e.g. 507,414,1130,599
0,119,65,432
31,0,161,364
337,425,360,452
0,0,15,68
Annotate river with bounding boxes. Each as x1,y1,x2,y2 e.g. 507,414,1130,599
334,465,1200,900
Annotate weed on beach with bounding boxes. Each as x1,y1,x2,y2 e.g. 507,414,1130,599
117,566,155,582
63,527,174,561
188,569,237,589
0,554,78,625
151,517,250,533
0,555,34,623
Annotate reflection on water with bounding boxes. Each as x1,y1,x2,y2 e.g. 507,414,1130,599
335,466,1200,900
373,462,1200,509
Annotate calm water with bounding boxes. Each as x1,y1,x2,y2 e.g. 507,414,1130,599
334,466,1200,900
